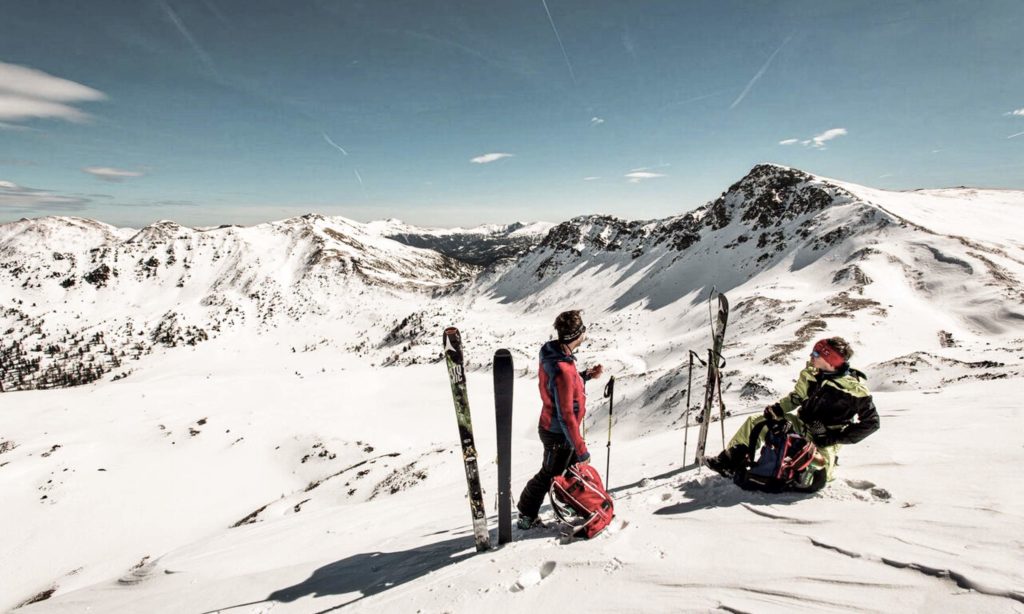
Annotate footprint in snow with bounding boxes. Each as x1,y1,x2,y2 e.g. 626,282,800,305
844,478,892,502
510,561,556,592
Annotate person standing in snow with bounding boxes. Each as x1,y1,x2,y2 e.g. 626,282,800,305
705,337,880,488
516,310,604,529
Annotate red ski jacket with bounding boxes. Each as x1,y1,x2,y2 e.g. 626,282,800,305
537,340,591,462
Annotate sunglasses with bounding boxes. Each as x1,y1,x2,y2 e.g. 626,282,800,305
810,350,821,358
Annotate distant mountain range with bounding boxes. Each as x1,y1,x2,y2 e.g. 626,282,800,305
2,163,1021,392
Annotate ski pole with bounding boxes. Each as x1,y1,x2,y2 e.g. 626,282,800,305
604,375,615,488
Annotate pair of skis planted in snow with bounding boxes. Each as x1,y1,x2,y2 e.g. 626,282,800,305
443,328,617,549
442,328,514,551
684,290,730,468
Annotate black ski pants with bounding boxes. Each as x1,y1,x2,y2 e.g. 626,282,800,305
517,427,578,518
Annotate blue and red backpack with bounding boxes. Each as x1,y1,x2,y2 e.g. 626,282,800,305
734,420,825,493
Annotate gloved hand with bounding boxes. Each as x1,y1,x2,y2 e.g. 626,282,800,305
805,420,835,446
763,403,784,422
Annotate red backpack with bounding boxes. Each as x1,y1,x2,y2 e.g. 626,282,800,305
548,464,615,539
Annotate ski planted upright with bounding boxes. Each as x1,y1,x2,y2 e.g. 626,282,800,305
442,327,491,552
695,292,730,466
493,349,514,545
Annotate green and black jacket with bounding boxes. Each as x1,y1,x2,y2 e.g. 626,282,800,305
778,362,880,445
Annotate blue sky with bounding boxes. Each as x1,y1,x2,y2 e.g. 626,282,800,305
1,0,1022,228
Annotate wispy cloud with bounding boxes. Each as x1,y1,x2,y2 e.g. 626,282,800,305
730,36,791,110
779,128,848,149
808,128,847,148
322,132,349,155
541,0,577,85
83,167,145,182
1008,131,1024,139
590,116,605,126
583,176,601,181
158,0,221,79
0,180,91,212
471,153,514,164
629,163,671,173
0,62,105,125
625,171,666,183
1004,108,1024,116
660,90,729,113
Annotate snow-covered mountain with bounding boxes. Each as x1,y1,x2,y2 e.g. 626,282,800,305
2,164,1023,612
375,219,554,266
0,214,476,391
2,163,1021,394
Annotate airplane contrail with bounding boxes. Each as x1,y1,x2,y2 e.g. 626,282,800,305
660,89,730,112
730,36,791,110
322,132,349,155
158,0,221,79
353,168,364,186
541,0,577,85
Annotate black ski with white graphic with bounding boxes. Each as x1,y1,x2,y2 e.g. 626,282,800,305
442,327,491,552
493,349,514,545
695,292,730,467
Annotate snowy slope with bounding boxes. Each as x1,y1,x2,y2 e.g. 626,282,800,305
2,165,1023,612
0,214,476,391
378,219,554,266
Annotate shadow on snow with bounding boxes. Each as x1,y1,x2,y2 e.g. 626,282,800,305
203,526,555,613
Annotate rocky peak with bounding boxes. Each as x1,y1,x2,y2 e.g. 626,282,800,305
706,163,858,232
126,220,189,244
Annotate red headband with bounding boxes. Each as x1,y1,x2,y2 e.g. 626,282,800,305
812,339,846,369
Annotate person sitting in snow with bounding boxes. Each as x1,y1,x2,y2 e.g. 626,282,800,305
705,337,880,488
516,309,603,529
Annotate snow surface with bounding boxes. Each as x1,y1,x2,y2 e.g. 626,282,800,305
2,168,1023,612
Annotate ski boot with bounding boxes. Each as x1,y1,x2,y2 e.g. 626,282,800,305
517,514,540,530
704,444,749,479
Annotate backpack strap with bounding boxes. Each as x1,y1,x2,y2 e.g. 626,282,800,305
747,419,769,461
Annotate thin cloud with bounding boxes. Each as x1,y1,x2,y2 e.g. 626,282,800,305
590,116,605,126
781,128,848,149
625,171,666,183
0,180,91,212
583,176,601,181
629,163,671,173
1005,109,1024,116
1008,131,1024,139
0,62,105,102
471,153,514,164
809,128,847,148
0,62,105,125
83,167,145,182
158,0,221,79
660,89,729,113
541,0,577,85
730,36,791,110
322,132,349,155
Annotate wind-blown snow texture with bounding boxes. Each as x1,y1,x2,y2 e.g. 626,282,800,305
1,164,1022,612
